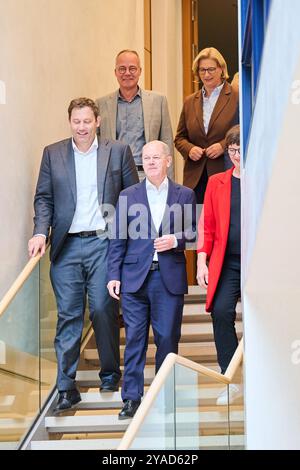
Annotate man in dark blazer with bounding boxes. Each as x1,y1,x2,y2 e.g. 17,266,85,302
28,97,138,414
107,140,196,419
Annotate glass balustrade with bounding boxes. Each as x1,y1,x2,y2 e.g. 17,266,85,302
129,361,244,450
228,362,245,450
0,253,91,449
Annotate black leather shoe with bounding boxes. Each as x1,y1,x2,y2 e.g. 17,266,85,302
53,389,81,415
118,400,141,420
99,381,119,393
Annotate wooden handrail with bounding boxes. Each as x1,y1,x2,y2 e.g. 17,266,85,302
224,337,244,382
0,249,48,318
118,339,244,450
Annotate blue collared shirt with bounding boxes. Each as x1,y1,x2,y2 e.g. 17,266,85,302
116,87,146,166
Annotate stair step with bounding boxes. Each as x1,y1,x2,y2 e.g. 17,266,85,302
30,434,244,450
76,392,123,409
129,434,245,450
182,301,242,317
76,367,155,387
84,342,218,365
55,386,243,412
118,322,243,345
46,414,129,433
45,410,244,434
31,438,121,450
76,363,225,388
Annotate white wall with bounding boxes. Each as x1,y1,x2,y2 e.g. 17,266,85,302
0,0,144,298
242,0,300,449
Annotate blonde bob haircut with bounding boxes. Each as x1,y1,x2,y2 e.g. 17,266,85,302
192,47,229,81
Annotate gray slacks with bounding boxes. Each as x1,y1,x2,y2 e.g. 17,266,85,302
50,234,120,391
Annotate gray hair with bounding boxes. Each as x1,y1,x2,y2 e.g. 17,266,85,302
142,140,170,157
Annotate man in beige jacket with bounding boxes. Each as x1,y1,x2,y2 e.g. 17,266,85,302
96,49,174,180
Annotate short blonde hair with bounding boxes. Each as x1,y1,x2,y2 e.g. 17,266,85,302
192,47,229,81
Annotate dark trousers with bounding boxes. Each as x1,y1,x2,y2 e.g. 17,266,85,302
211,254,241,374
194,168,208,204
50,235,120,391
121,270,184,401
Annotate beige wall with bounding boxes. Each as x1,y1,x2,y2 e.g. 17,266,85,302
151,0,183,182
0,0,144,297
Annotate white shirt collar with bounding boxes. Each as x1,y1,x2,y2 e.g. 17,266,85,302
146,176,168,192
202,81,224,98
72,135,98,155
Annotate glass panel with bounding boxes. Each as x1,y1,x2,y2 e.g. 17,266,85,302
0,252,92,450
130,366,175,450
39,255,57,406
228,362,245,450
174,364,230,450
39,254,91,407
128,364,239,450
0,264,40,450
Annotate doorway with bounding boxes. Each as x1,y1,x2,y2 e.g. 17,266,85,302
181,0,239,284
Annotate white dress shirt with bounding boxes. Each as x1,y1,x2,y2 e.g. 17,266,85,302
145,177,177,261
69,136,106,233
202,82,224,134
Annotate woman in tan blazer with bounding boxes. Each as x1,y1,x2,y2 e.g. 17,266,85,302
175,47,239,203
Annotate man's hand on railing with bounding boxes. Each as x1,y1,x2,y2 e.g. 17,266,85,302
28,235,46,258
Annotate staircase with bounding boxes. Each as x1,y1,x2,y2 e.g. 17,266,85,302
29,286,244,450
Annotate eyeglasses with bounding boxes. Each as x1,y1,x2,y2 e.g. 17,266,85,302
198,67,217,75
228,147,240,156
116,66,139,75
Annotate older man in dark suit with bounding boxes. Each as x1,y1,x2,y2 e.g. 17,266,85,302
107,140,196,419
28,98,138,414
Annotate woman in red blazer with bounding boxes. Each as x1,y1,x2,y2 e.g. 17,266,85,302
197,125,241,388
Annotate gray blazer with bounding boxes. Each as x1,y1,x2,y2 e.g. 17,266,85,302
96,89,174,178
33,137,139,261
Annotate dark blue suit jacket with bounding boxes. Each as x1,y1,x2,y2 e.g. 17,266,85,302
33,137,138,261
108,178,196,295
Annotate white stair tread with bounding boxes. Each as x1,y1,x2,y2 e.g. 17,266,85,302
70,385,242,410
188,285,206,295
183,301,242,315
84,342,218,362
76,367,155,385
31,434,244,450
180,322,242,336
76,392,123,409
130,434,245,450
31,438,121,450
46,414,129,433
45,410,244,433
76,364,224,387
